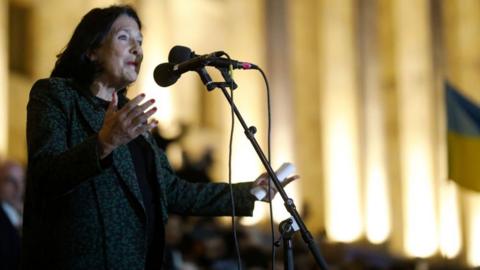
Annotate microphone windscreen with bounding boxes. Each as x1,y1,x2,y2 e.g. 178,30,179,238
169,45,192,64
153,63,180,87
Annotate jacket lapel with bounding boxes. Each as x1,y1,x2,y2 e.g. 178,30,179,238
75,88,145,213
75,89,104,132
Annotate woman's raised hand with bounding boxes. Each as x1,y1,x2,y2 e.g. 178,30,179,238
98,92,158,158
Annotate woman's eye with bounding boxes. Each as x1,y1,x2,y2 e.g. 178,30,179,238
137,40,143,46
118,34,128,40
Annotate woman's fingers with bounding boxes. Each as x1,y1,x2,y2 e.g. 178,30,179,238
101,92,158,149
113,91,118,108
131,107,157,128
281,175,300,187
258,174,299,202
114,93,156,129
256,174,299,187
137,99,156,114
125,98,155,121
254,173,268,185
134,119,159,135
119,93,146,114
106,91,118,114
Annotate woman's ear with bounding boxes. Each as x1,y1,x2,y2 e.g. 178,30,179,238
86,50,97,61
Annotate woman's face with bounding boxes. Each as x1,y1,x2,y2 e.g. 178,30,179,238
90,15,143,89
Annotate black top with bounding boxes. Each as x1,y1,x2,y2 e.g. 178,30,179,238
128,136,164,270
94,97,164,269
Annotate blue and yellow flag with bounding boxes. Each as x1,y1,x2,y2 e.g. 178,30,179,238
446,82,480,192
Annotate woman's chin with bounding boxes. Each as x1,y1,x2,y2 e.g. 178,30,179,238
121,74,138,87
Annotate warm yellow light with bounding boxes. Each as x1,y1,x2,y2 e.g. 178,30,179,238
230,150,265,226
466,192,480,267
439,181,461,259
165,143,183,171
241,202,266,226
363,74,390,244
0,1,7,156
228,79,265,184
151,89,175,129
404,147,437,257
271,148,297,224
136,0,175,133
88,0,119,7
272,182,300,224
393,0,438,258
320,0,362,243
324,124,362,242
230,138,262,178
366,166,390,244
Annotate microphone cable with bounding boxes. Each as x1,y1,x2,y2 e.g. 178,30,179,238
226,62,275,270
217,52,274,270
253,66,275,270
223,52,243,270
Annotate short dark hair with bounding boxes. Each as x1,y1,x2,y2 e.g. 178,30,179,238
50,5,142,87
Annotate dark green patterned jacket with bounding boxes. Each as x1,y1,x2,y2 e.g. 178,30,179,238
22,78,256,269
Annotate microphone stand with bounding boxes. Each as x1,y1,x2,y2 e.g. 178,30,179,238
209,68,329,270
277,218,297,270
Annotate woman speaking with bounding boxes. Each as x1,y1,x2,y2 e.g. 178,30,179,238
22,5,296,270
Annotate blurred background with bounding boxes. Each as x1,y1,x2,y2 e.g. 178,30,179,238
1,0,480,268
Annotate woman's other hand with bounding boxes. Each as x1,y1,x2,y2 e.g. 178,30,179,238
253,172,299,202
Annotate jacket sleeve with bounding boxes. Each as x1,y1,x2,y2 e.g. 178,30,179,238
157,151,257,216
26,79,104,199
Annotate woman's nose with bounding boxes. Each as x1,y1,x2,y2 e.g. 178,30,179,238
130,41,142,55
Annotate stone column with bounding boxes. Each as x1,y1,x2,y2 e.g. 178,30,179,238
287,0,324,232
358,0,392,245
393,0,437,257
0,0,7,156
318,0,363,242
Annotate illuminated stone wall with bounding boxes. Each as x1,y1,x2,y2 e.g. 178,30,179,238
0,0,7,156
1,0,479,266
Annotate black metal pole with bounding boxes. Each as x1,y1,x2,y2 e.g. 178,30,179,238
213,83,329,270
279,219,295,270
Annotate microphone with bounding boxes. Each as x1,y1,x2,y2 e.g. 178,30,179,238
153,45,257,88
169,45,257,70
169,46,216,90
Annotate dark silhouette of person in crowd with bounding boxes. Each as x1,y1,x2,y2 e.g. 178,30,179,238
0,160,25,270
